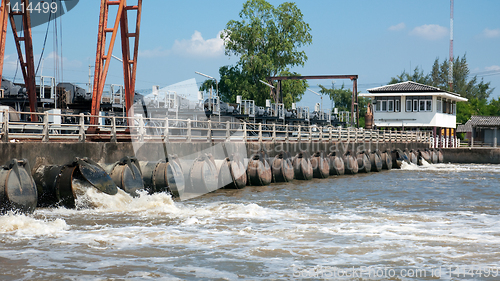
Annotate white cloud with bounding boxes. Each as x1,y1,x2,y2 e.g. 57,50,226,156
44,52,82,68
481,28,500,38
410,24,448,40
388,22,405,31
485,65,500,71
139,47,170,58
139,31,224,59
1,54,19,72
172,30,224,58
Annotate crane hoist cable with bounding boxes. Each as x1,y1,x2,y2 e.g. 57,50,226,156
35,1,53,76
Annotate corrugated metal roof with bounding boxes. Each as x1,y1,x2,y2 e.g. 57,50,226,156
457,116,500,132
456,121,472,133
468,115,500,127
367,81,460,96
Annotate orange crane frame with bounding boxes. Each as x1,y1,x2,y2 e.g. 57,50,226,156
90,0,142,127
0,0,38,122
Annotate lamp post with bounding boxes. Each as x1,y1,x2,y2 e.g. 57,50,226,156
307,88,323,120
195,71,219,121
195,71,218,97
259,79,276,103
259,79,275,89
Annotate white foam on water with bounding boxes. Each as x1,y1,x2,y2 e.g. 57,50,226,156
72,179,180,214
399,161,500,173
400,161,419,170
2,163,500,280
0,212,68,238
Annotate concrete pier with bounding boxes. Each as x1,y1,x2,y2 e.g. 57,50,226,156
442,148,500,164
0,141,430,174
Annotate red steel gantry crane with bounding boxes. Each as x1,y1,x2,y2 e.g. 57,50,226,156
90,0,142,127
0,0,38,122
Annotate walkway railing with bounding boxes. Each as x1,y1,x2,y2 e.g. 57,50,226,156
0,110,432,144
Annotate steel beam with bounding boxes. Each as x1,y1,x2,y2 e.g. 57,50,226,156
267,74,360,127
0,0,37,121
0,0,9,83
90,0,142,127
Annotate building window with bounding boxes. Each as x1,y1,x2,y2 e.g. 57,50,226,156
406,99,412,112
437,97,442,113
374,96,400,112
420,100,425,111
426,100,432,111
443,99,449,114
413,100,419,112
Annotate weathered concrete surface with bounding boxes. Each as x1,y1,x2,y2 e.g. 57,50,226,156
442,148,500,164
0,141,429,174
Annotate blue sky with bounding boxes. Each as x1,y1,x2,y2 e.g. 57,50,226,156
2,0,499,110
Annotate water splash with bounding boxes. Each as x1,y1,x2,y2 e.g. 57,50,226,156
72,178,178,213
0,212,67,236
400,161,419,170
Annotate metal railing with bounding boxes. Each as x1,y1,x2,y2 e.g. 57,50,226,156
0,110,433,144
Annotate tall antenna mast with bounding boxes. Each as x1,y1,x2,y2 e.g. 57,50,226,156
448,0,454,91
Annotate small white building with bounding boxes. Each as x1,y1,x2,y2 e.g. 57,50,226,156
359,81,468,147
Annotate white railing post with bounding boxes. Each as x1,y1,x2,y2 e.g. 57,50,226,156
329,127,332,142
258,123,263,142
78,113,85,142
243,121,247,142
285,124,289,143
309,125,313,142
207,120,212,142
2,110,9,143
111,116,117,142
226,121,231,141
298,125,302,142
138,115,145,142
272,123,276,143
42,111,49,142
164,117,169,142
187,119,192,142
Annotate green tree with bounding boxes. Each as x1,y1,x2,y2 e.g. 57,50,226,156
389,66,430,85
203,0,312,106
318,84,354,112
279,70,308,108
487,97,500,116
199,79,217,96
390,54,497,122
391,55,494,101
318,83,370,126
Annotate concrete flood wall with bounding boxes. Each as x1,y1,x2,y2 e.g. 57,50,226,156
0,141,430,174
442,148,500,164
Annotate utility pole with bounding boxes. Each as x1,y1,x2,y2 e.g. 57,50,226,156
449,0,454,91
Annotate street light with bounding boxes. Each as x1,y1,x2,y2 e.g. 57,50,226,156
307,88,323,120
259,79,275,89
260,79,279,105
195,71,218,97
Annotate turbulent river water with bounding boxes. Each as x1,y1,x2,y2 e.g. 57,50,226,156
1,162,500,280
